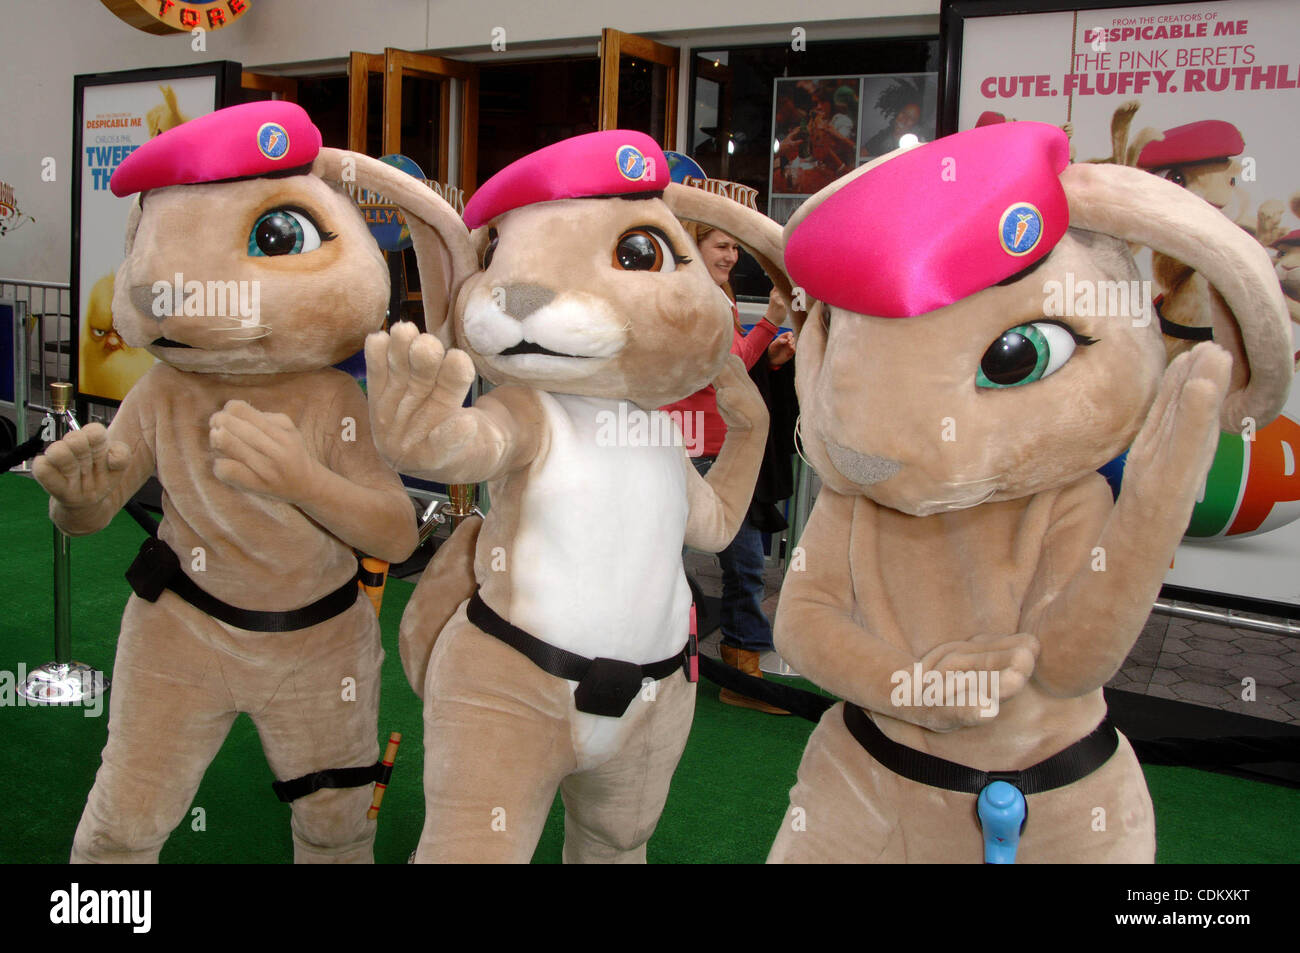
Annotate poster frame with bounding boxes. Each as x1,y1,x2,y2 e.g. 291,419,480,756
939,0,1300,619
938,0,1217,136
70,60,241,411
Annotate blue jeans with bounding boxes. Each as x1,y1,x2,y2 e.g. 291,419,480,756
691,456,774,653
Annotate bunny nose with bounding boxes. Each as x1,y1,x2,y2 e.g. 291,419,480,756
826,441,901,485
129,282,191,319
503,284,555,320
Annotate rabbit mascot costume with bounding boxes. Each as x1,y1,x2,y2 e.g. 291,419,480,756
364,130,794,862
767,121,1292,863
32,101,471,863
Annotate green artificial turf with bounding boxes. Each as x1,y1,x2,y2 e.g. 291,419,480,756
1,472,1296,863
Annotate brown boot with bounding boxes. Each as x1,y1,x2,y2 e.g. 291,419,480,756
718,645,790,715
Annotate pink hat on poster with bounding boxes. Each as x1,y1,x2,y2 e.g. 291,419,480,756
463,130,669,229
784,121,1071,318
1137,119,1244,170
110,100,322,197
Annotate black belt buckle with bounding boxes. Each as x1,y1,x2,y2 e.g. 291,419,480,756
125,537,180,602
574,656,644,717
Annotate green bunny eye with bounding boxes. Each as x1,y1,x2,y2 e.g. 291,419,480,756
248,208,324,257
976,321,1084,388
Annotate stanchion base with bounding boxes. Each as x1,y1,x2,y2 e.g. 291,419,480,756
759,651,800,678
18,661,109,705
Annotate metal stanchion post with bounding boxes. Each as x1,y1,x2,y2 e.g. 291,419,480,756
19,382,109,705
416,482,485,545
12,300,30,466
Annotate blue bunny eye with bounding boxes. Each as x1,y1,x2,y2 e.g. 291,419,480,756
248,208,323,257
976,321,1091,388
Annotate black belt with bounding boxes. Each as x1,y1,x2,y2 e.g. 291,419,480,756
125,536,361,633
467,590,694,718
842,703,1120,796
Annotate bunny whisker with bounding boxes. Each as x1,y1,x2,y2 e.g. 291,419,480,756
209,323,271,333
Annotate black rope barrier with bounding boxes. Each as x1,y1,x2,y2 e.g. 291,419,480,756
0,434,45,473
697,654,834,723
123,500,160,538
1129,734,1300,767
697,655,1300,771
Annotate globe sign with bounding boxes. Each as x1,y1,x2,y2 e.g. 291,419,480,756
664,151,706,185
364,154,425,252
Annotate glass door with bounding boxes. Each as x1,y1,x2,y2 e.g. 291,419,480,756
598,29,679,150
347,49,479,328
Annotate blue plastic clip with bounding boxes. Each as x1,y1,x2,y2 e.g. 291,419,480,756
977,780,1027,864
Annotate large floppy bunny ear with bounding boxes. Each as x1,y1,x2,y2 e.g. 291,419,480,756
663,182,795,318
313,148,478,345
1062,162,1293,432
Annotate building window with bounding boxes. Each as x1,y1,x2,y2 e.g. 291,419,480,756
687,36,938,300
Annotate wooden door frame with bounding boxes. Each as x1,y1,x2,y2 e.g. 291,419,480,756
347,51,384,154
598,28,679,150
240,71,298,102
347,49,479,192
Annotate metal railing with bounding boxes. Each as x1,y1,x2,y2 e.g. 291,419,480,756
1,278,72,421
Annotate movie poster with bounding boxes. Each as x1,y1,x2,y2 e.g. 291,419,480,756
769,73,938,225
76,74,219,404
956,0,1300,608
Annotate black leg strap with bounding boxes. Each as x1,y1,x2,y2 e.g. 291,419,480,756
467,591,688,717
125,537,361,632
271,761,386,803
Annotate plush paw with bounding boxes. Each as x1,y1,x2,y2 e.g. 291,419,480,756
32,422,130,508
364,321,477,470
1122,341,1231,512
891,633,1040,730
712,354,767,433
209,400,318,502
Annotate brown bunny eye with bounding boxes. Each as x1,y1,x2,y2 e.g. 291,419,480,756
483,228,499,269
614,229,664,271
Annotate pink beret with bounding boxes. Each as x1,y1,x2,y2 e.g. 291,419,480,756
463,130,669,229
1137,119,1243,169
975,111,1007,127
1275,229,1300,248
785,122,1070,318
110,101,322,197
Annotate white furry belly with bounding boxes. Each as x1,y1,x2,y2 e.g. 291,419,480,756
570,692,662,771
510,394,692,764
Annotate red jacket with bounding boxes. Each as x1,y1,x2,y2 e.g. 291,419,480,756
661,307,779,458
